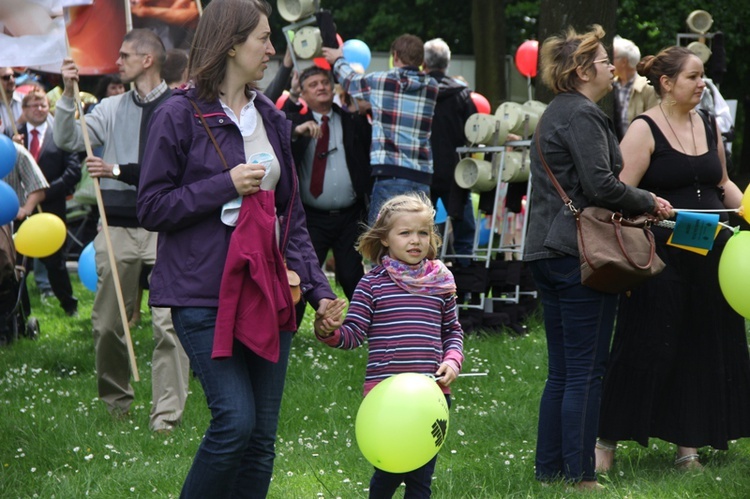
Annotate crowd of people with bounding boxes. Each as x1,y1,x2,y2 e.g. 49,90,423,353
0,0,746,496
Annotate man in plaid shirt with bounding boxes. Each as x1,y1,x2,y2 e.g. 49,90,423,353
323,34,438,224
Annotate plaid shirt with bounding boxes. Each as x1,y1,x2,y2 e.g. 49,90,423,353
333,58,438,175
5,142,49,204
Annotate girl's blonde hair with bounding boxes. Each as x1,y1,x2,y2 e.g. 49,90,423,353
357,192,442,264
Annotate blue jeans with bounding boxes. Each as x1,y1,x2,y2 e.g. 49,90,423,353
434,194,476,265
172,307,293,499
368,396,451,498
368,178,430,225
529,257,617,483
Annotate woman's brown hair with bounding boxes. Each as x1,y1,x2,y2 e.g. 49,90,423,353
636,46,695,98
188,0,272,101
539,24,606,94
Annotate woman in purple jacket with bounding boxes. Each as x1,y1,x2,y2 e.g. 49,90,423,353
137,0,337,497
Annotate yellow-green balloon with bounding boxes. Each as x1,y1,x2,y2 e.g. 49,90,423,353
718,231,750,318
355,373,449,473
14,213,66,258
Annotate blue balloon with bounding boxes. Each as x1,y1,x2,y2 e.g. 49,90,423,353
0,180,19,225
0,134,16,179
77,241,98,292
343,39,372,71
434,198,447,224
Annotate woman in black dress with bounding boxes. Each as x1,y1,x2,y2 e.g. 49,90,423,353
596,46,750,471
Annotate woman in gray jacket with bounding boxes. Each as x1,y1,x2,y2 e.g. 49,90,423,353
523,25,672,490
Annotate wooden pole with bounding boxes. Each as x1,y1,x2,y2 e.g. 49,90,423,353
65,27,139,381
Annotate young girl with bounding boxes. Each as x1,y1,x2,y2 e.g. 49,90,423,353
316,193,464,498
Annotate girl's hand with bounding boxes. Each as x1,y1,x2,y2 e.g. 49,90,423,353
435,362,457,387
314,298,346,337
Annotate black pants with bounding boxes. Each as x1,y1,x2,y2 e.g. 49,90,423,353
38,246,78,314
297,203,365,324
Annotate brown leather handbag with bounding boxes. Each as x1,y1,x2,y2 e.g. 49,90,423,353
535,132,665,294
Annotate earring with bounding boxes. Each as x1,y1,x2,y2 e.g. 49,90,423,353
664,92,676,116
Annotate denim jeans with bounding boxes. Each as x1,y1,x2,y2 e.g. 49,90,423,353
368,396,451,498
433,194,476,264
528,257,617,483
368,178,430,225
172,307,293,499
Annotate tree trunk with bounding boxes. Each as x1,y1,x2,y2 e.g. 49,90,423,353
472,0,506,109
536,0,617,113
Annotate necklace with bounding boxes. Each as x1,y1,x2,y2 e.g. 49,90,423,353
659,104,701,201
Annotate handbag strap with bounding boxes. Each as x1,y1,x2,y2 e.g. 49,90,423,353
533,123,579,214
188,97,297,255
189,99,230,171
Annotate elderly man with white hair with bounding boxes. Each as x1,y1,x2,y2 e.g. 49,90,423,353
612,35,659,140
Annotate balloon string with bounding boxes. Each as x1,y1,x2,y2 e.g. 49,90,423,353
655,219,738,233
673,208,739,213
433,372,488,381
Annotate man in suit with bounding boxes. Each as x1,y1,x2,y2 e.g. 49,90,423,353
19,88,81,316
286,66,371,316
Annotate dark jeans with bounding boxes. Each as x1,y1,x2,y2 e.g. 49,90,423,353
433,192,476,264
368,395,451,498
172,307,293,499
529,257,617,483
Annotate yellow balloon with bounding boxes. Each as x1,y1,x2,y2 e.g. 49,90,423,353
740,184,750,224
14,213,66,258
719,231,750,318
355,373,449,473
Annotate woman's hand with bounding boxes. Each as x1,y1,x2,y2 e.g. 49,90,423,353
229,162,265,195
651,194,674,220
314,297,347,337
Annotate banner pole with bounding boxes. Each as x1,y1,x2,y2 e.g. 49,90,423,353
64,30,140,382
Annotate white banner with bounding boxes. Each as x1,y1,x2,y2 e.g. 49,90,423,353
0,0,67,68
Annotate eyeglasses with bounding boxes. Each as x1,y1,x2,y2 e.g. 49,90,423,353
1,74,16,81
119,52,147,60
593,58,612,66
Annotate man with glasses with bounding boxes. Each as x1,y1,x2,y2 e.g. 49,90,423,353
53,29,190,434
0,67,22,136
19,88,81,317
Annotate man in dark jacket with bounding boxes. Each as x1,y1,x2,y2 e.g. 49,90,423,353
19,88,81,316
285,66,371,318
423,38,478,260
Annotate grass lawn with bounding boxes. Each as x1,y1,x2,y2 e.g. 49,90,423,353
1,275,750,498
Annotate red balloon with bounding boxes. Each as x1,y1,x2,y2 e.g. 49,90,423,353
275,92,309,114
470,92,491,114
515,40,539,78
314,57,331,70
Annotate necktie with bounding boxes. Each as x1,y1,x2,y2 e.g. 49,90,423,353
29,129,40,161
309,115,329,198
